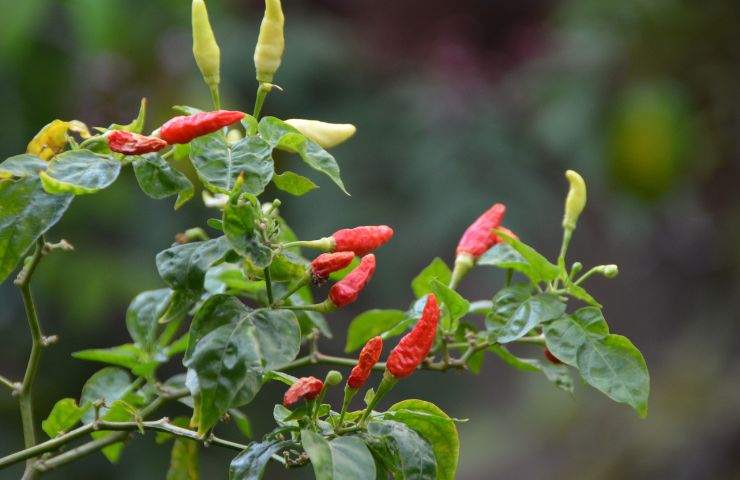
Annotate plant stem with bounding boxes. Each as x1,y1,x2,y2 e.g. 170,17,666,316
336,387,357,429
557,228,573,273
264,267,274,307
359,371,397,427
12,238,50,480
0,388,189,472
274,274,310,306
0,374,16,391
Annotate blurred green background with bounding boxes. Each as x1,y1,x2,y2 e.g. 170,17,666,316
1,0,739,478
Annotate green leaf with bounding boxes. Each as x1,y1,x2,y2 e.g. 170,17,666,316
126,289,170,352
411,258,452,298
166,438,199,480
91,398,141,463
133,153,194,209
223,201,272,268
229,409,253,438
488,284,532,321
497,294,566,343
190,133,274,195
72,343,157,377
156,237,231,291
478,243,539,280
184,295,300,433
272,171,318,196
387,400,459,480
269,253,308,282
0,154,47,178
543,307,609,366
42,398,91,438
0,176,73,283
577,334,650,417
259,117,348,195
345,310,407,353
564,278,602,307
79,367,132,423
229,439,290,480
429,279,469,332
488,344,541,372
39,150,120,195
495,230,560,282
364,420,437,480
301,430,376,480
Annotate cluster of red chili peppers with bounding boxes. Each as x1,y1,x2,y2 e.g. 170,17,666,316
106,109,245,155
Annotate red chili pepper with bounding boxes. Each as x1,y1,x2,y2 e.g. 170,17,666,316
544,348,562,365
107,130,168,155
156,110,245,144
282,376,324,407
310,252,355,283
386,294,439,379
332,226,393,256
328,254,376,308
456,203,507,258
347,336,383,389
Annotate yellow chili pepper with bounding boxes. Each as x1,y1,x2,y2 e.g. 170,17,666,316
192,0,221,88
253,0,285,84
562,169,587,230
284,119,356,148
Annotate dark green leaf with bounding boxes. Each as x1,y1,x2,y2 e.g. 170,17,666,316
564,278,602,307
543,307,609,366
229,439,290,480
133,153,194,209
497,294,566,343
345,310,407,353
301,430,376,480
0,176,72,283
184,296,300,432
387,400,459,480
259,117,348,195
364,420,437,480
222,201,272,268
272,171,318,196
488,344,541,372
126,289,170,352
577,334,649,417
190,133,274,195
156,237,231,291
40,150,120,195
79,367,132,423
411,258,452,298
42,398,91,438
166,438,199,480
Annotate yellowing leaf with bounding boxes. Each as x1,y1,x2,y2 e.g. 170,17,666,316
27,120,91,160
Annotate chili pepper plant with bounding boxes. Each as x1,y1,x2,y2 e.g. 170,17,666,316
0,1,650,478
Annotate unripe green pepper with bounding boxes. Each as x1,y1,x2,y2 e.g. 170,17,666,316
254,0,285,84
562,169,587,231
324,370,343,387
192,0,221,88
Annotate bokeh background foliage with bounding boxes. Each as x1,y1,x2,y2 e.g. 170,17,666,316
1,0,738,478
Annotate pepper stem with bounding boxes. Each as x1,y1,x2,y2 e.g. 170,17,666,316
337,386,358,429
252,83,271,120
274,272,311,306
279,299,335,313
282,237,334,252
209,84,221,110
359,371,397,427
449,253,474,290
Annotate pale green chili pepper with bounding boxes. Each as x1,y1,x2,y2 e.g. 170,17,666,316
192,0,220,88
253,0,285,84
